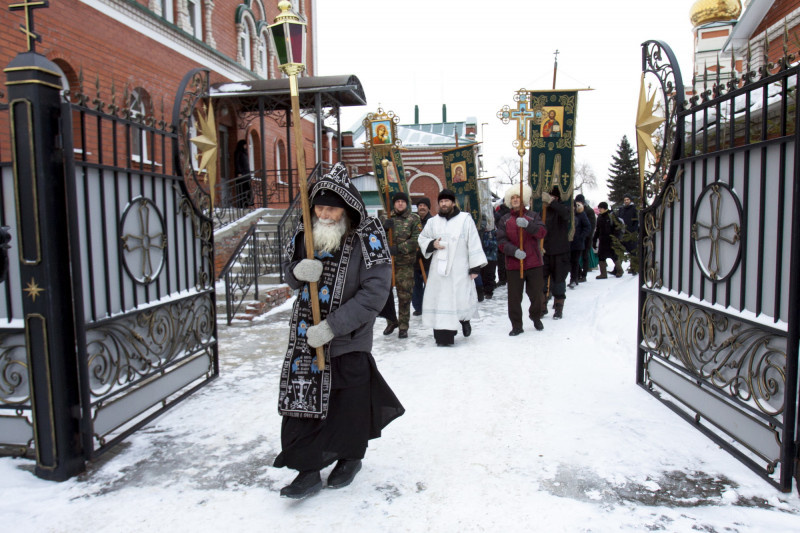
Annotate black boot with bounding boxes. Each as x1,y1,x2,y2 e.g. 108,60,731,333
280,470,322,499
383,321,398,335
533,318,544,331
327,459,362,489
553,298,565,320
460,320,472,337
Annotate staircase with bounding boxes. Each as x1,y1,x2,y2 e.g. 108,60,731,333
215,208,294,325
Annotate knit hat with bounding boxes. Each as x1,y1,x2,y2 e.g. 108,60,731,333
575,194,585,203
416,197,431,209
392,191,409,204
312,188,348,209
598,201,609,210
623,192,633,201
438,189,456,202
504,184,533,209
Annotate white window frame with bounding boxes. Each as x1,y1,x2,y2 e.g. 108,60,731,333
240,23,252,71
187,0,202,40
161,0,174,23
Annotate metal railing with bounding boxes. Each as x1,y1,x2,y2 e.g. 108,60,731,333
220,225,283,324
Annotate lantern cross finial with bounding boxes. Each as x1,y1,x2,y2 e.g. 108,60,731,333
9,0,48,53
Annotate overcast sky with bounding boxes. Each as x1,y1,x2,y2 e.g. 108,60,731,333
315,0,699,203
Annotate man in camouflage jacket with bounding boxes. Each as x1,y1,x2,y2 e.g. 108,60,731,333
382,192,422,338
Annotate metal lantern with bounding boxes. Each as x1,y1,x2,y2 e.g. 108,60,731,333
267,0,307,75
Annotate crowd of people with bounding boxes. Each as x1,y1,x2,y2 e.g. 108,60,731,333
274,163,638,499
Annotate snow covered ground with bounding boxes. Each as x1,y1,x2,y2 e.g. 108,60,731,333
2,271,799,532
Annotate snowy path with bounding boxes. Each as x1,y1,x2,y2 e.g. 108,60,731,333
2,273,799,532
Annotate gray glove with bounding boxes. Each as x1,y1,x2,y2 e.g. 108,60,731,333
306,319,335,348
513,249,527,260
516,217,529,228
541,192,553,204
293,259,323,282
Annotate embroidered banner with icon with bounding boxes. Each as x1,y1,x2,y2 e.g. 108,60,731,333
441,144,480,225
370,147,408,212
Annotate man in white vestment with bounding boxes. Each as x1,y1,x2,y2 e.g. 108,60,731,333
418,189,488,346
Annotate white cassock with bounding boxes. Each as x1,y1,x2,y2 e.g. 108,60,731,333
418,211,488,331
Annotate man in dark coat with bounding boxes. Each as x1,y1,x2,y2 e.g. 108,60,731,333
275,163,404,499
568,200,591,288
575,194,595,281
593,201,624,278
541,186,571,319
412,197,432,315
617,193,639,271
497,185,547,335
494,200,511,286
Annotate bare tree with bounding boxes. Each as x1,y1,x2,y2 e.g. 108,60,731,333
573,160,598,194
491,156,522,195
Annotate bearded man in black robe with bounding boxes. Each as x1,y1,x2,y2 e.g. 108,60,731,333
274,163,404,499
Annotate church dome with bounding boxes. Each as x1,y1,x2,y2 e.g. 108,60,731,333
690,0,742,27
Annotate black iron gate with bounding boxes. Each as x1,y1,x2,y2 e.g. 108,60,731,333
0,51,219,480
637,40,800,492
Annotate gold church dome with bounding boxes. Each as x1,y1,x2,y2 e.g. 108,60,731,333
690,0,742,27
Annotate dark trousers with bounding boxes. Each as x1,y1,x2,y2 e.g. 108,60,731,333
569,250,583,283
497,253,507,284
507,266,543,330
481,260,497,296
378,289,397,323
543,252,570,299
412,269,425,313
580,236,592,277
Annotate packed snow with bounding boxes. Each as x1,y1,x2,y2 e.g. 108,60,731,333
2,270,799,532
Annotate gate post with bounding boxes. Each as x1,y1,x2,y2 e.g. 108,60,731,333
5,52,85,480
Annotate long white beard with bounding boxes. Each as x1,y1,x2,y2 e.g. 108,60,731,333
312,215,348,253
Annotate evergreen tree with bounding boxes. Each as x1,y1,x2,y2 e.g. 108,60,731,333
607,135,640,205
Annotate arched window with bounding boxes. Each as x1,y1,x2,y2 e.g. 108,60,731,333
240,23,252,70
129,88,150,162
275,139,286,183
259,30,270,78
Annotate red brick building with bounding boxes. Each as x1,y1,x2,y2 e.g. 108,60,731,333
2,0,325,205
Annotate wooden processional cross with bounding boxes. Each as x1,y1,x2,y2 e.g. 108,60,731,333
497,90,537,277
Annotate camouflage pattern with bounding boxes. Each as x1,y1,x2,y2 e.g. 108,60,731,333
386,209,422,330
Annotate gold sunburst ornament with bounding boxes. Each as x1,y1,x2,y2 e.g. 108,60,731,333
190,100,218,208
635,74,665,199
23,277,44,302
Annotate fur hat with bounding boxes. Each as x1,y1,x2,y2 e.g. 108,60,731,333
504,184,533,208
438,189,456,202
392,191,409,205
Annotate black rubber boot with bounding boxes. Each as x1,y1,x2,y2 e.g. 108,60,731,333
280,470,322,499
460,320,472,337
327,459,362,489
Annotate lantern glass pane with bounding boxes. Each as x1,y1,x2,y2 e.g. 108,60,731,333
289,23,305,65
269,23,289,65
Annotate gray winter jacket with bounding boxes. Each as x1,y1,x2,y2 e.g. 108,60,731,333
284,238,391,357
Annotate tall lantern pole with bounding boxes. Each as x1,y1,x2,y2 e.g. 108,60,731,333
268,1,325,370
